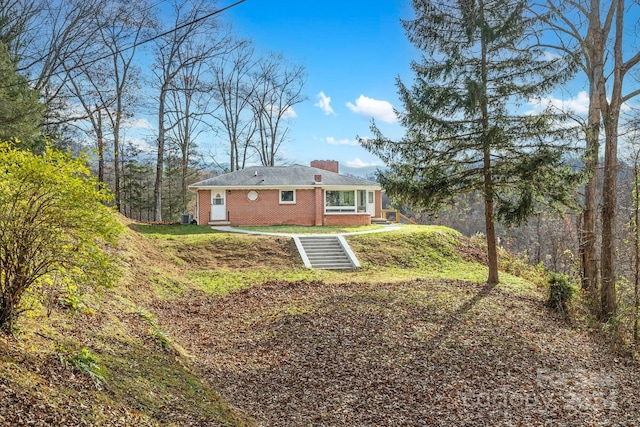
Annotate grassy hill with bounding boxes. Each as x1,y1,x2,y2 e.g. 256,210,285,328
1,220,639,426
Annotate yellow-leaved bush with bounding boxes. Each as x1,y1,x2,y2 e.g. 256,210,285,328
0,141,122,332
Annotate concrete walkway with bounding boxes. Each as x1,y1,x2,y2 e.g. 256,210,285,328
209,224,401,238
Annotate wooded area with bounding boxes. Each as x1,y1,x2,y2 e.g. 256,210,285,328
0,0,306,223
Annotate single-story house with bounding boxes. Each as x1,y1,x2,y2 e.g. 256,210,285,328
188,160,382,226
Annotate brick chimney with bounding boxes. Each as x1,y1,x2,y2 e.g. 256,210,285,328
311,160,339,173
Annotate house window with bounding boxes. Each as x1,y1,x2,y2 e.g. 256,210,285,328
213,193,224,205
325,190,356,212
248,190,258,201
280,190,296,204
368,192,374,204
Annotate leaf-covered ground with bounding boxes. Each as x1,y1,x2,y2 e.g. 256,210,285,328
154,278,640,427
4,222,640,426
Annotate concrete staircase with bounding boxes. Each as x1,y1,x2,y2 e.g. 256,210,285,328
294,235,360,270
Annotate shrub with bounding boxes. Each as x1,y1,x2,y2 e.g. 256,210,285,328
546,273,576,315
0,142,121,332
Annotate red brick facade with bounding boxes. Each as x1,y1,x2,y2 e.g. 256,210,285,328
323,213,372,226
195,188,383,227
228,189,317,226
197,190,211,223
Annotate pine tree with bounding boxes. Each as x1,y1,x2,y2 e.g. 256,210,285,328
361,0,581,284
0,42,43,149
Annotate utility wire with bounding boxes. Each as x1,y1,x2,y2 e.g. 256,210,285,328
12,0,247,88
73,0,247,71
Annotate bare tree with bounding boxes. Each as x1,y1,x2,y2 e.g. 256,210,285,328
64,0,152,210
10,0,104,129
624,135,640,346
209,39,258,171
0,0,41,60
540,0,640,319
166,60,217,213
95,1,152,211
537,0,610,306
596,0,640,319
152,0,229,221
249,53,306,167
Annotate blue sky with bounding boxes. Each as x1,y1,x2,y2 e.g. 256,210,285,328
121,0,640,176
223,0,417,176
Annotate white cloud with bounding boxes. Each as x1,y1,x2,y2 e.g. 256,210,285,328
528,91,590,116
325,136,359,146
315,91,335,115
542,50,563,61
124,117,154,130
282,105,297,119
269,104,297,119
346,95,397,123
126,137,154,152
345,158,377,168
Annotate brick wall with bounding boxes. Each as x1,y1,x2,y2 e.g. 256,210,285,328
314,187,323,226
227,189,317,226
324,213,372,226
197,190,211,225
375,190,382,218
196,187,381,226
310,160,339,173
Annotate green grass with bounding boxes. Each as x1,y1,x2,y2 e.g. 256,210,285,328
129,223,223,238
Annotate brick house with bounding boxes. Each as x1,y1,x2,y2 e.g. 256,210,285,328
189,160,382,226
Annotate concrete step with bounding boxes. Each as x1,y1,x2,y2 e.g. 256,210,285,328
294,235,360,270
305,249,345,255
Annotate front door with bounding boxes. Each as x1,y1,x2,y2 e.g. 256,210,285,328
366,191,376,215
210,190,226,221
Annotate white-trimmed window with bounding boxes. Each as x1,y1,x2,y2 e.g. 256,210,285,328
280,189,296,204
325,190,356,213
212,192,224,205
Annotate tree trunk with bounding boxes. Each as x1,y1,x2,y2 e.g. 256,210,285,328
480,0,498,284
0,291,14,334
580,82,600,305
599,0,624,321
96,108,104,183
485,191,499,284
633,155,640,345
600,112,619,319
113,109,121,212
579,0,605,308
154,85,167,222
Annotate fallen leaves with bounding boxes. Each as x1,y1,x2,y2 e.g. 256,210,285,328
154,279,640,426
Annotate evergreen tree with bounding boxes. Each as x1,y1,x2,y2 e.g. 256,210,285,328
362,0,581,283
0,41,43,149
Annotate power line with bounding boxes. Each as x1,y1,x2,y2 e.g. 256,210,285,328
73,0,247,72
11,0,247,88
